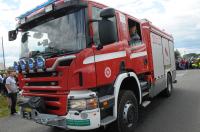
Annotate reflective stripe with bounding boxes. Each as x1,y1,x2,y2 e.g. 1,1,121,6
83,51,126,64
130,51,147,59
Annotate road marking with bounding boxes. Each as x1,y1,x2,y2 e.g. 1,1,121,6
176,74,185,77
176,70,188,77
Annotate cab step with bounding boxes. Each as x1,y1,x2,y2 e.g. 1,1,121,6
142,91,149,97
140,81,148,91
99,95,115,103
142,101,151,107
101,116,116,126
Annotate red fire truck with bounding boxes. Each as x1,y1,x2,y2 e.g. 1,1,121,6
9,0,176,131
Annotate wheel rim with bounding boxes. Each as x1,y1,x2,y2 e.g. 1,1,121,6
123,101,135,128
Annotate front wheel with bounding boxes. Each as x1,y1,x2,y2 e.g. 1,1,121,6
115,90,138,132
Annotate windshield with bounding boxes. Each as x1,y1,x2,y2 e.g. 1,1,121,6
20,8,86,58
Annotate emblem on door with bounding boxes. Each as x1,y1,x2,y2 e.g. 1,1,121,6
104,67,112,78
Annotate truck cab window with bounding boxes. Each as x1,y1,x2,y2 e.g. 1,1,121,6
128,19,142,46
92,7,118,45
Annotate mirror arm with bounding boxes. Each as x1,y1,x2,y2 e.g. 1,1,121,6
89,19,100,23
96,43,103,50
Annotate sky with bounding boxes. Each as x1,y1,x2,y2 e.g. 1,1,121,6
0,0,200,67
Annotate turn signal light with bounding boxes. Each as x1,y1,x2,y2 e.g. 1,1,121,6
103,101,109,109
86,98,98,110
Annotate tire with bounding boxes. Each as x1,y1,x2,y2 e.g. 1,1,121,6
163,74,173,97
114,90,138,132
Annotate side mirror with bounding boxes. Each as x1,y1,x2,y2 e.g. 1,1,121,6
98,8,117,47
98,19,118,46
8,30,17,41
100,8,115,19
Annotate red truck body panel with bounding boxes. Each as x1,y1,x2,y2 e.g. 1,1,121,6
18,0,174,116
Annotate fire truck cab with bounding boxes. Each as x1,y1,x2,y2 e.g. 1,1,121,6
9,0,176,132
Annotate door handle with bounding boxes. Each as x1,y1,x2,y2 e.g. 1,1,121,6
144,58,148,65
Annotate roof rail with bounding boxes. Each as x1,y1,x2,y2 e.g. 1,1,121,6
141,19,152,23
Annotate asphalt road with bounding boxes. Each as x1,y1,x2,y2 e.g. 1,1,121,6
1,70,200,132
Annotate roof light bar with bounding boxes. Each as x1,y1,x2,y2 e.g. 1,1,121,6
17,0,57,19
20,18,26,24
45,4,54,13
64,0,71,2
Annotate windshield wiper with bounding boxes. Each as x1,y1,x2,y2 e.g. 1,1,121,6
31,48,79,58
31,50,59,58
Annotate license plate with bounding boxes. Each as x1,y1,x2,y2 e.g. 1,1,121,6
66,119,91,126
24,107,32,112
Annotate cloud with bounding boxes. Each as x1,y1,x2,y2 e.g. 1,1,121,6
93,0,200,54
0,0,200,67
177,48,200,56
0,0,46,67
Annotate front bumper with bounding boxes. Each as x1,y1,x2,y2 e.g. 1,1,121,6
20,107,101,130
20,90,101,130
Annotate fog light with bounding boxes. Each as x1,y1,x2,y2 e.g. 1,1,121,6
36,56,45,69
13,61,19,72
28,58,35,70
19,59,27,71
81,113,88,119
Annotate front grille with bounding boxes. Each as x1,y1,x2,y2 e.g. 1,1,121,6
29,90,57,94
43,96,66,115
21,66,67,115
59,59,73,66
24,71,58,78
46,105,59,110
44,97,59,101
26,81,58,86
44,97,60,111
22,93,67,116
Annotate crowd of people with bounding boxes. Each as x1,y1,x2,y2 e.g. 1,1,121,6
176,59,191,70
0,69,19,115
176,58,200,70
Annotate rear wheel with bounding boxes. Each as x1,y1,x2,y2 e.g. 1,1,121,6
115,90,138,132
163,74,173,97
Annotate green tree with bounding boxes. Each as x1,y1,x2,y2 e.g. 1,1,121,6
174,49,181,60
183,53,198,59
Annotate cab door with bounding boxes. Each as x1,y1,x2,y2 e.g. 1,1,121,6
90,6,125,86
126,18,148,74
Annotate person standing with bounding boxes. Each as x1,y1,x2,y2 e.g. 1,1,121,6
0,74,3,94
3,73,11,108
5,69,18,115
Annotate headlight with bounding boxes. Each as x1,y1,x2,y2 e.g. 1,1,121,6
28,58,35,70
13,61,19,71
36,56,45,69
70,100,87,110
19,59,27,71
69,98,98,111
